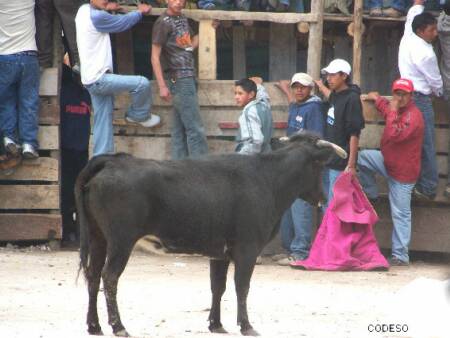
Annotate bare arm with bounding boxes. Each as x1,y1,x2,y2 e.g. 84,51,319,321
315,79,331,100
192,34,199,50
275,80,294,104
151,43,171,101
346,135,359,177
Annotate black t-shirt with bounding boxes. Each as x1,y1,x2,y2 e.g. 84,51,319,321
60,66,91,151
324,84,365,170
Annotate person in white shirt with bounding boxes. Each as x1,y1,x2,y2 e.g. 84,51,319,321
75,0,160,157
398,0,443,200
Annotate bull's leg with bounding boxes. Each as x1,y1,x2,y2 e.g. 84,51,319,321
86,235,107,335
102,244,134,337
208,259,230,334
234,253,259,336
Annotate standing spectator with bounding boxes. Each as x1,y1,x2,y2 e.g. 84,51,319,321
234,77,273,154
275,73,324,265
398,0,443,200
0,132,22,175
151,0,208,160
60,54,91,244
359,79,424,266
75,0,160,157
316,59,365,205
437,0,450,197
35,0,82,70
0,0,40,159
366,0,406,17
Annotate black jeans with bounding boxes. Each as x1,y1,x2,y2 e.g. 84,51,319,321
35,0,82,67
61,148,88,240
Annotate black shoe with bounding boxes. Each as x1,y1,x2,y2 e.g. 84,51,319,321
413,187,435,201
388,256,409,266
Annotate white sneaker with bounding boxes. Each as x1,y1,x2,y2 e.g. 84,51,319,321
4,137,20,156
126,114,161,128
22,143,39,159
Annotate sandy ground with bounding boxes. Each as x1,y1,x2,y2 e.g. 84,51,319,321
0,247,449,338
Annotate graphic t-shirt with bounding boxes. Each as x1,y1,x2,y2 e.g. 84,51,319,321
152,12,195,79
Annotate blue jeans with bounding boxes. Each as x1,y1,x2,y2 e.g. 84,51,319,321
0,53,40,148
366,0,406,11
413,92,438,196
169,77,208,160
86,73,152,156
358,150,414,263
322,167,342,210
280,198,313,260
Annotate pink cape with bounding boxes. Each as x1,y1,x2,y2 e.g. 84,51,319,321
290,172,389,271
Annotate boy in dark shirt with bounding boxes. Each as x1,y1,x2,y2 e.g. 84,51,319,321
316,59,365,205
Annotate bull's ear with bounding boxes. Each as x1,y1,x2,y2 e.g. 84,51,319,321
312,147,335,163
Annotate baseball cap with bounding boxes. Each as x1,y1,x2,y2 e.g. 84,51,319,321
321,59,352,75
290,73,314,87
392,78,414,93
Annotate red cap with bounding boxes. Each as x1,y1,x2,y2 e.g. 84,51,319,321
392,78,414,93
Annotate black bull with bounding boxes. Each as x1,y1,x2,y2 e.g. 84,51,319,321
75,133,346,337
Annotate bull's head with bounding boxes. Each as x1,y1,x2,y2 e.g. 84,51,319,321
279,133,347,206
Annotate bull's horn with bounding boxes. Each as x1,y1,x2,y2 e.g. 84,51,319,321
316,140,348,159
279,136,290,142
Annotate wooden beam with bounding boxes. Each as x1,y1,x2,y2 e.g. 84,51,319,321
269,23,297,81
38,126,60,150
233,26,246,80
39,68,59,96
115,30,135,75
352,0,363,85
0,185,60,209
307,0,324,81
198,20,217,80
0,214,62,241
39,101,60,125
0,158,59,182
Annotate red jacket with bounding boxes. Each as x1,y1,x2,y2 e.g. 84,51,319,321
375,97,424,183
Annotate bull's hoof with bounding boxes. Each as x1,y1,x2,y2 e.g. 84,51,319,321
209,325,228,334
240,327,259,336
114,328,130,337
87,323,103,335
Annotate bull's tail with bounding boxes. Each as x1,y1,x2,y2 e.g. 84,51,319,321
76,155,113,282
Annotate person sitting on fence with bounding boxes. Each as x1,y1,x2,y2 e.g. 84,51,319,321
35,0,82,72
437,0,450,197
315,59,365,207
75,0,160,157
234,77,273,155
365,0,406,17
274,73,324,265
0,0,40,160
359,79,424,266
399,0,443,200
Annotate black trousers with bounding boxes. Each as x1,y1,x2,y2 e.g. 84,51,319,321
35,0,82,67
61,148,88,239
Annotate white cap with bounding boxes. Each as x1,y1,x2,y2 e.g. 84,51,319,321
290,73,314,87
321,59,352,75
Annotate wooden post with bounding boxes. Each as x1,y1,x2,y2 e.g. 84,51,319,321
307,0,324,81
269,23,297,81
233,26,246,80
198,20,217,80
116,30,135,75
352,0,363,86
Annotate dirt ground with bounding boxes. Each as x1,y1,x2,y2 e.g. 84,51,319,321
0,247,449,338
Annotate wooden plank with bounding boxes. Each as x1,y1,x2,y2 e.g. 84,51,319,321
269,23,296,81
39,101,60,125
307,0,324,81
233,26,246,80
0,157,59,181
352,0,363,86
0,185,59,209
39,68,59,96
115,30,135,75
0,214,62,241
198,20,217,80
38,126,59,150
123,7,319,23
372,201,450,252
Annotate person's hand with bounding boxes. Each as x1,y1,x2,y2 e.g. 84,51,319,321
137,3,152,15
159,86,172,102
390,96,400,111
414,0,425,6
106,2,122,12
249,76,263,85
363,91,380,101
345,165,357,177
276,80,290,92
